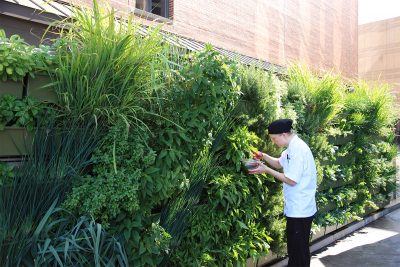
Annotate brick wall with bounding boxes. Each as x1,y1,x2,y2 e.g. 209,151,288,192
168,0,174,20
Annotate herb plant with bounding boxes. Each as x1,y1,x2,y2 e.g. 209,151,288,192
0,30,35,82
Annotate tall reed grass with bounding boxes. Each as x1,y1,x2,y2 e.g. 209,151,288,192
51,0,172,127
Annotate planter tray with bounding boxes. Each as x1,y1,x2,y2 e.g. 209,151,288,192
27,75,58,103
0,80,23,98
0,127,33,156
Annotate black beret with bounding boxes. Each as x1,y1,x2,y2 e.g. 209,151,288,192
268,119,293,134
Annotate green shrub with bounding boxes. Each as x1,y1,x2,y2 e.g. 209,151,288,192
113,214,170,266
236,64,285,141
285,65,343,134
171,170,275,266
63,120,172,265
145,45,242,205
64,122,154,224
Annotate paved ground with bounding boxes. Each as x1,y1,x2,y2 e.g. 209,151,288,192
311,207,400,267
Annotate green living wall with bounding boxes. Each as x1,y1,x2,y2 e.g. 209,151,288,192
0,1,398,266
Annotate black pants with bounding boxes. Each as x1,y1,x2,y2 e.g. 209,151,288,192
286,215,314,267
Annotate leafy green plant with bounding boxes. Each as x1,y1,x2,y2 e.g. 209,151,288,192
285,65,343,134
171,169,275,266
63,120,172,265
150,45,241,201
0,29,35,81
31,45,55,73
0,94,49,130
225,126,260,171
0,163,14,186
0,29,54,81
340,80,397,135
160,44,241,143
113,213,171,267
63,121,156,225
159,146,216,266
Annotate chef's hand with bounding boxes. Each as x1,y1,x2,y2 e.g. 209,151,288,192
248,163,268,174
253,151,264,160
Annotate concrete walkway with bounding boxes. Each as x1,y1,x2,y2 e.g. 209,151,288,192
311,207,400,267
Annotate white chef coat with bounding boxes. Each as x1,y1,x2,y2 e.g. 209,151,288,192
278,135,317,217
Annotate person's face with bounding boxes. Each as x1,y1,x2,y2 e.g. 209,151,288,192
269,133,287,147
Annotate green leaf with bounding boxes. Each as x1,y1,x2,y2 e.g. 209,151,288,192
15,67,24,76
6,67,13,75
123,229,131,240
159,150,167,159
139,243,146,255
144,167,159,175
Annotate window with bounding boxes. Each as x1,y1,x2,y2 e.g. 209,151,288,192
136,0,169,18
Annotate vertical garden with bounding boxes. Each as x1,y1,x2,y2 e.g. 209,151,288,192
0,1,398,266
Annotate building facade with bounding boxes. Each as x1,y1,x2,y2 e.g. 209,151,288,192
163,0,358,77
359,17,400,102
1,0,358,77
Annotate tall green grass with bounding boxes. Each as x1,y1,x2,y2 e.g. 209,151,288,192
51,0,170,127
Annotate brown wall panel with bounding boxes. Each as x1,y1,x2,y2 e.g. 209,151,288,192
69,0,358,77
150,0,358,77
0,14,56,46
2,0,358,77
359,17,400,102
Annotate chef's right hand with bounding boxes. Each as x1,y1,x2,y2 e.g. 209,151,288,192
253,151,263,160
